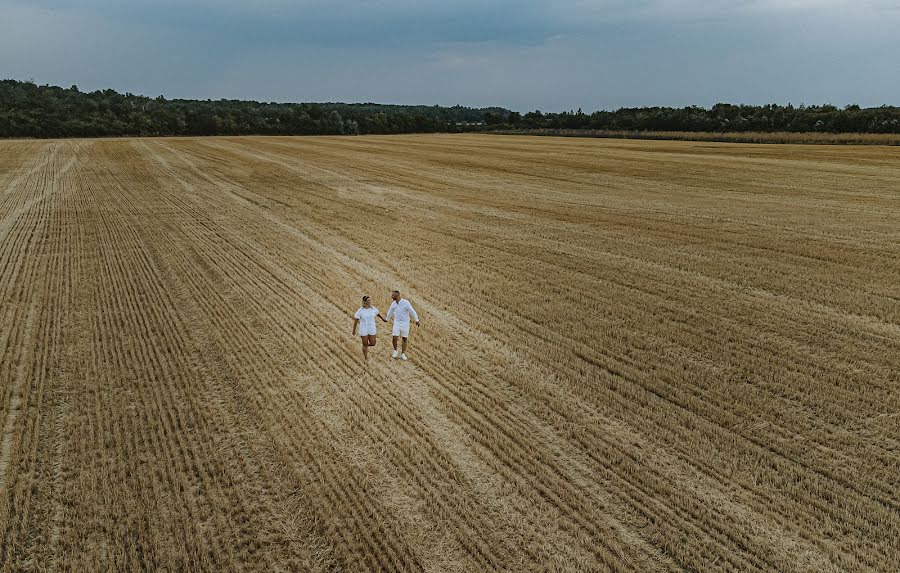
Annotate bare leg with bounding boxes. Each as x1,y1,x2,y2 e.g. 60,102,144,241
368,335,377,347
392,336,398,351
360,336,369,361
401,337,408,354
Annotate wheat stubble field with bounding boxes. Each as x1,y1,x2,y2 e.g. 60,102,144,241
0,134,898,572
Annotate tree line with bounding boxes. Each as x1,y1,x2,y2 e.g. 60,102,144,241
2,79,898,138
0,80,507,138
495,104,900,134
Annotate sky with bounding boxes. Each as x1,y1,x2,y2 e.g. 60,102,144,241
1,0,899,111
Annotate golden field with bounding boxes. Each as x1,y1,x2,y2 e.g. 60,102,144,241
0,134,898,572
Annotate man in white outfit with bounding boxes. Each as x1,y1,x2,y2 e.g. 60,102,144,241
386,290,419,361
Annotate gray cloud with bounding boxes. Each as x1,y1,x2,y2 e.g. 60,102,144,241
1,0,898,110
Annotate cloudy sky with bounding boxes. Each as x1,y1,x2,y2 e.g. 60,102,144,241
1,0,898,111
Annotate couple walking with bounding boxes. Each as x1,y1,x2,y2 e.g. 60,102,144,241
352,290,419,362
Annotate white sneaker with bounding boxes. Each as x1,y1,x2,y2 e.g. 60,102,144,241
400,353,408,361
392,350,399,359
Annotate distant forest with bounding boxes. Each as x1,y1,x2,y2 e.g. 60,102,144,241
0,80,507,138
2,79,899,138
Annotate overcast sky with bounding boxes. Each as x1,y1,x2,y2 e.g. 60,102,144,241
2,0,898,111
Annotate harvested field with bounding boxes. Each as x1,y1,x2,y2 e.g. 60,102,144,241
1,134,898,572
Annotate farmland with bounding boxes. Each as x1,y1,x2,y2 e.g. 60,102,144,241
1,134,898,572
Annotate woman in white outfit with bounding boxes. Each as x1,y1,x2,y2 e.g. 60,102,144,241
352,295,387,362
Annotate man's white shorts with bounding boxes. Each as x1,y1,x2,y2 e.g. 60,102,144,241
359,325,376,337
392,322,410,338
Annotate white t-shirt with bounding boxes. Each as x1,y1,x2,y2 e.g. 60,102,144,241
386,299,419,325
354,307,379,331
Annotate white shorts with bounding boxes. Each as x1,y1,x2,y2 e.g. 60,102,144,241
359,324,376,337
392,322,410,338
